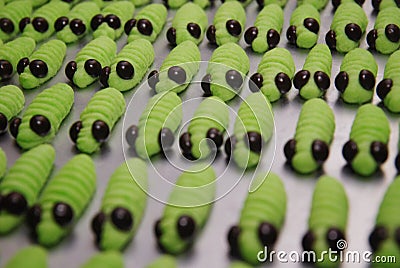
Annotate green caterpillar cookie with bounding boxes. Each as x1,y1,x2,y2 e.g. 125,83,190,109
70,87,125,154
201,42,249,102
91,1,135,41
146,255,177,268
249,47,295,102
325,2,368,53
397,124,400,172
55,2,100,43
297,0,329,10
166,3,208,46
20,1,70,42
367,8,400,55
335,48,378,104
372,0,399,11
0,144,55,234
125,4,167,44
294,44,332,99
27,154,96,247
0,1,32,42
286,4,320,49
225,92,274,169
342,104,390,176
148,40,200,94
302,176,349,267
81,252,123,268
244,4,283,54
10,83,74,150
0,148,5,179
65,36,116,88
0,85,24,134
154,165,216,255
179,96,229,159
100,39,154,92
377,50,400,113
228,173,286,265
331,0,364,9
91,158,148,251
126,91,182,159
18,39,67,89
256,0,288,8
284,99,335,174
206,2,246,46
4,246,48,268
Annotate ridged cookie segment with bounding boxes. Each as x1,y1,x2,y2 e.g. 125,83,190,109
4,246,48,268
0,144,55,234
146,255,177,268
16,83,74,150
0,85,25,127
297,0,328,10
81,252,123,268
377,50,400,113
0,1,32,41
372,0,400,11
32,154,96,247
19,39,67,89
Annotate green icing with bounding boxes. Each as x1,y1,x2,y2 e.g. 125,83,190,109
381,50,400,113
260,0,288,6
230,261,253,268
372,8,400,55
289,4,320,49
146,255,177,268
374,0,400,10
0,85,25,122
0,1,32,41
0,147,5,179
5,246,48,268
81,252,123,268
297,0,328,10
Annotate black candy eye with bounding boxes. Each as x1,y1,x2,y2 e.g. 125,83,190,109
179,132,192,156
227,225,241,258
206,25,216,44
367,29,378,50
332,0,341,8
245,131,262,153
385,24,400,43
91,212,105,236
256,0,264,7
302,230,315,251
69,121,82,143
206,128,223,148
335,71,349,93
314,71,330,90
342,140,358,162
84,59,102,77
125,125,139,147
65,61,77,81
166,27,176,46
147,70,159,89
0,60,13,80
187,22,201,39
275,72,292,94
9,117,21,138
267,29,280,48
325,30,337,50
158,128,174,150
116,61,134,80
92,120,110,142
376,79,392,100
224,135,236,158
226,19,242,37
168,66,186,84
26,204,42,228
19,17,30,32
30,115,51,136
201,74,211,96
345,23,362,42
17,57,29,74
4,192,27,215
124,19,136,35
137,19,153,36
0,113,7,134
177,215,196,239
249,73,263,92
106,14,121,29
327,228,346,251
258,222,278,247
293,70,310,90
286,25,297,44
54,17,68,32
312,140,329,162
395,227,400,246
359,70,375,91
70,19,86,35
154,219,162,239
225,69,243,90
99,66,111,87
370,141,388,163
111,207,133,231
29,60,48,78
91,14,104,30
369,226,388,251
0,18,14,33
395,154,400,172
244,26,258,45
304,18,319,34
53,202,73,227
284,139,296,162
32,17,49,33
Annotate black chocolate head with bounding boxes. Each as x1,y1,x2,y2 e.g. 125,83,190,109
225,69,243,90
124,19,136,35
314,71,330,90
177,215,196,239
0,113,7,134
29,60,48,78
54,17,68,32
249,73,263,92
92,120,110,142
370,141,388,163
168,66,186,84
312,140,329,163
91,212,106,239
187,22,201,39
342,140,358,163
30,115,51,136
91,14,104,31
69,121,82,143
385,24,400,43
207,128,223,148
53,202,73,227
0,60,13,81
245,131,262,153
84,59,102,77
267,29,280,49
9,117,21,138
17,57,29,74
166,27,176,46
286,25,297,45
244,26,258,45
19,17,30,32
147,70,159,89
111,207,133,231
70,19,86,35
158,128,174,150
32,17,48,33
302,230,315,252
137,19,153,36
359,70,375,91
179,132,192,157
125,124,139,147
325,30,337,50
65,61,77,81
284,139,296,162
105,14,121,29
345,23,362,42
369,226,388,251
327,228,346,251
367,29,378,50
227,225,241,258
206,25,216,44
100,66,111,87
26,204,42,228
0,18,14,33
293,70,310,90
116,61,134,80
395,154,400,172
304,18,319,34
376,79,392,100
201,74,212,96
335,71,349,93
275,72,292,94
3,192,27,215
224,135,236,158
258,222,278,247
226,19,241,37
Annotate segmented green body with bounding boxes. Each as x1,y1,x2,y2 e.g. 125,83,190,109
187,96,229,159
0,1,32,41
19,39,67,89
93,1,135,40
0,37,35,81
70,36,116,88
254,47,295,102
288,4,320,49
22,1,70,42
371,8,400,55
207,42,249,101
290,99,335,174
212,2,246,46
232,92,274,169
135,91,182,159
155,40,200,94
0,85,25,124
146,255,177,268
259,0,287,6
307,176,348,267
338,48,378,104
236,173,286,265
0,148,5,179
33,154,96,247
81,252,123,268
16,83,74,150
96,158,148,251
107,39,154,92
249,4,283,53
373,0,400,11
171,3,208,45
127,4,167,43
166,0,210,8
379,50,400,113
347,104,390,176
4,246,48,268
297,0,328,10
76,87,125,154
157,166,216,254
328,2,368,53
298,44,332,99
56,2,100,43
0,145,55,234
